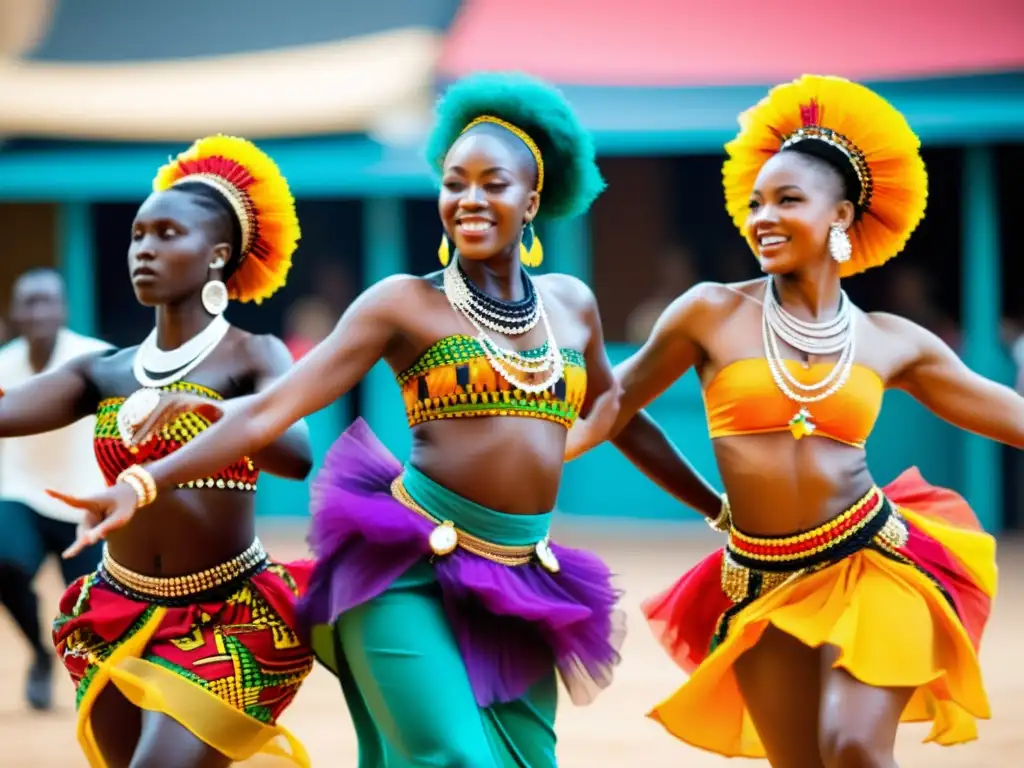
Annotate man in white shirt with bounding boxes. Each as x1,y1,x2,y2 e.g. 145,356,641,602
0,269,112,711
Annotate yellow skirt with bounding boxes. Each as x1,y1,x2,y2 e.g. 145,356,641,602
643,470,998,758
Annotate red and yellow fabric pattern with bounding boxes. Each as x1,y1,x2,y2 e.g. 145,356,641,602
643,468,997,758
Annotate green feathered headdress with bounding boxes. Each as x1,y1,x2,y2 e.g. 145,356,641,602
426,72,606,222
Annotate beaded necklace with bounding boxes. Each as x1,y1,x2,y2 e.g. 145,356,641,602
761,281,856,438
117,315,232,446
442,256,564,394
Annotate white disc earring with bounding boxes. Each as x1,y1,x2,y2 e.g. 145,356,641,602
202,257,229,316
828,223,852,263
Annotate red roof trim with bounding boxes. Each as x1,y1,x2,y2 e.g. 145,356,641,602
439,0,1024,86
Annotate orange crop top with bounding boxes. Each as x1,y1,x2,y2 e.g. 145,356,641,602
93,381,259,491
396,334,587,429
703,359,884,448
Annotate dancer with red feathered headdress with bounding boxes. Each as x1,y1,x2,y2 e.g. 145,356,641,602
0,135,317,766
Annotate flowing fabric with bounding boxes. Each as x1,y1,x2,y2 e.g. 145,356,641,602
643,467,997,758
297,417,625,708
53,562,315,767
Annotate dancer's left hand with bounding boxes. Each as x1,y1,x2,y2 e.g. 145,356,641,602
48,483,140,559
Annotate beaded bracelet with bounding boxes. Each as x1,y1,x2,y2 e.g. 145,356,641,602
117,465,158,508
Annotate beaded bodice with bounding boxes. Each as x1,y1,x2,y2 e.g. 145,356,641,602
397,335,587,428
93,381,259,492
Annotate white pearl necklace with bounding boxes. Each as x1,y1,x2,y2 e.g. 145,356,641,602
763,280,852,352
443,258,564,394
761,282,856,433
132,315,231,388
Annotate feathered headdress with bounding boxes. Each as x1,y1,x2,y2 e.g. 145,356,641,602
426,72,606,268
723,75,928,277
152,135,300,304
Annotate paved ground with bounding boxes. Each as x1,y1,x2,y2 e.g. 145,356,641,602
1,521,1020,766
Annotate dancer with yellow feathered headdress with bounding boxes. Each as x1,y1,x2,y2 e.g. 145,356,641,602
566,75,1019,764
0,135,318,766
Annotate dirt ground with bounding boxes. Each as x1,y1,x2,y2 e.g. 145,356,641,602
1,520,1020,767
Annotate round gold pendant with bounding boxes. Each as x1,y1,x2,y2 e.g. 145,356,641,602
428,520,458,556
535,537,560,573
117,388,162,447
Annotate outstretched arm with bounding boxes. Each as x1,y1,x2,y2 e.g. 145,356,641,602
139,278,408,489
0,350,108,437
887,315,1024,448
241,334,314,480
611,411,722,518
568,284,714,453
53,278,413,557
571,282,722,518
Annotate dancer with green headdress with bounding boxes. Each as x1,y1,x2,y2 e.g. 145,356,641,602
49,71,724,766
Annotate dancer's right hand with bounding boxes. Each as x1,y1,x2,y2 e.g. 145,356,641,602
49,483,139,559
129,392,229,447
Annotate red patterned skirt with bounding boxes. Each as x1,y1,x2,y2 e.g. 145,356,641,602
52,544,314,767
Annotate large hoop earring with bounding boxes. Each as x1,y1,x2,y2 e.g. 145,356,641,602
202,257,229,315
828,223,852,263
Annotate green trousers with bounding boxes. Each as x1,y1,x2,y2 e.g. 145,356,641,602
314,563,558,767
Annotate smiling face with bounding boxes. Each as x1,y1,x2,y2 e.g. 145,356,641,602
744,150,855,275
438,125,540,262
127,189,233,307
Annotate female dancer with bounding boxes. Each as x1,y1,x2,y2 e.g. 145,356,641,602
54,72,721,766
4,135,317,767
566,75,1018,766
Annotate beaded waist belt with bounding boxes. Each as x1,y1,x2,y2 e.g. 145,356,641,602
100,538,268,602
721,486,907,604
390,475,560,573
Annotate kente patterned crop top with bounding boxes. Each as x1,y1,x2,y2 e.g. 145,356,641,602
703,359,884,449
94,381,259,491
397,334,587,428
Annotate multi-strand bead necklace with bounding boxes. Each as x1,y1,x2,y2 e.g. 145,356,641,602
442,257,564,394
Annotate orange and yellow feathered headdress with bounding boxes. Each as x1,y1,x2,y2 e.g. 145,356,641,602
722,75,928,277
152,135,300,304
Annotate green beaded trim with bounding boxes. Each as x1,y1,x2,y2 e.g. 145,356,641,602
407,389,582,427
398,334,585,385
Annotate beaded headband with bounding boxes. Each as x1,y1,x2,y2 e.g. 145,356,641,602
461,115,545,193
172,173,255,258
779,102,872,209
722,75,927,277
152,135,300,304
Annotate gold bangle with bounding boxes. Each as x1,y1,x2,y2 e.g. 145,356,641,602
118,474,146,506
707,493,731,533
117,465,158,508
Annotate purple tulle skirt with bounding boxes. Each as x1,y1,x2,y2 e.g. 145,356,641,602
296,418,626,708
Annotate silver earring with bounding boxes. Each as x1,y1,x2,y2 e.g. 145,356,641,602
202,258,228,315
829,223,852,263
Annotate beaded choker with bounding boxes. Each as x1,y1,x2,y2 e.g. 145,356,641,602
457,260,538,327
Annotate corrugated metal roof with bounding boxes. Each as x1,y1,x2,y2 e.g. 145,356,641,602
439,0,1024,86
